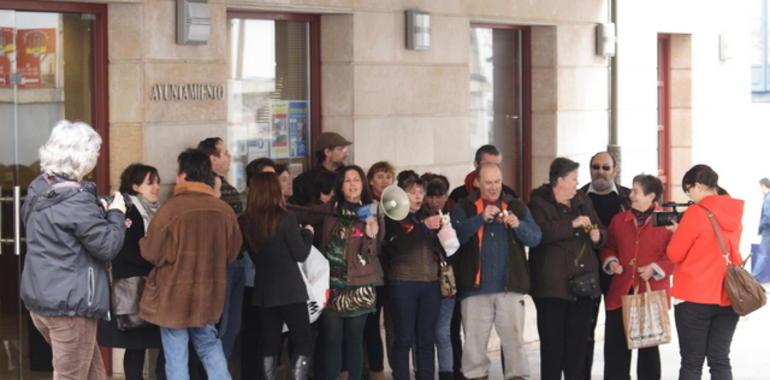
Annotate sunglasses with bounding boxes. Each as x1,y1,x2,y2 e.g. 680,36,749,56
591,164,612,171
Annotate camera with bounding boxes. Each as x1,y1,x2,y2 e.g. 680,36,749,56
652,201,693,227
98,193,132,210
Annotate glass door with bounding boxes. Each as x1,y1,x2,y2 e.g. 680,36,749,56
0,3,106,378
469,25,532,197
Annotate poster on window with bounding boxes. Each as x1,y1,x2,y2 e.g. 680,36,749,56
288,101,309,158
16,28,56,89
0,27,13,88
246,123,271,163
271,101,289,159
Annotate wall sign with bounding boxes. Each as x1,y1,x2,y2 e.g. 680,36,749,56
150,83,224,101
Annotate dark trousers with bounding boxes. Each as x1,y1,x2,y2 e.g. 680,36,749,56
533,297,595,380
387,281,441,380
241,286,263,380
584,269,611,379
123,349,146,380
363,286,386,372
322,313,368,380
604,309,661,380
257,302,312,357
675,302,739,380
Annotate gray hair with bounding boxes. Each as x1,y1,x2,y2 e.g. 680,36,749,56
39,120,102,181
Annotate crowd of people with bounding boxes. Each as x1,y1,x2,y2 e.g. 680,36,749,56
20,120,748,380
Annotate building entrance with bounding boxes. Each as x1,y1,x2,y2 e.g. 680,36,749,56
0,1,108,378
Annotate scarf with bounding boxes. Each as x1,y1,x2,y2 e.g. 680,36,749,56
130,194,160,233
631,206,654,226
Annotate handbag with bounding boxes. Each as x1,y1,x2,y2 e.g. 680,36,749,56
434,221,458,298
568,243,598,298
111,276,149,331
621,280,671,349
438,260,457,298
329,285,376,313
701,206,767,316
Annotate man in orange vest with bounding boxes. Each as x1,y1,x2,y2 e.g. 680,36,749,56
450,163,541,380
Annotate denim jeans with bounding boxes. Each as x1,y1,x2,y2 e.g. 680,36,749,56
675,302,739,380
435,297,456,373
219,258,247,358
160,325,231,380
387,280,441,380
753,233,770,282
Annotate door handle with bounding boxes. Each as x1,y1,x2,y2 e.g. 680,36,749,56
14,186,21,256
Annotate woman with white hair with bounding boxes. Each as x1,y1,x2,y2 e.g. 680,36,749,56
20,120,127,379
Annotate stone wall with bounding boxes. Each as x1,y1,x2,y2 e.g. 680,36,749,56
102,0,609,196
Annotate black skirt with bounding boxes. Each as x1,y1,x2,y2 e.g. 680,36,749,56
97,318,162,350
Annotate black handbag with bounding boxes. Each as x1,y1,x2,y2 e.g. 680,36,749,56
568,270,598,298
568,243,598,298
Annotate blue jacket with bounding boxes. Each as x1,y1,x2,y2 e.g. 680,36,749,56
759,192,770,235
451,193,541,296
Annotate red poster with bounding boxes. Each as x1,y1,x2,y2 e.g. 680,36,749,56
16,28,56,89
0,27,13,88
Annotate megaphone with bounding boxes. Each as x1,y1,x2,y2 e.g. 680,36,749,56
379,185,410,221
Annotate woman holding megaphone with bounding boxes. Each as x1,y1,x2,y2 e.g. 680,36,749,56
297,165,383,380
382,171,459,380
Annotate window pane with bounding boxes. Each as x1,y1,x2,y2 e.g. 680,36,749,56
227,17,311,191
469,27,523,191
752,0,764,67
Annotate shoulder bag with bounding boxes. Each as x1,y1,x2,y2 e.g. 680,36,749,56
701,206,767,316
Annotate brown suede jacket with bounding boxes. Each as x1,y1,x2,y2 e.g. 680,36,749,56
139,182,242,328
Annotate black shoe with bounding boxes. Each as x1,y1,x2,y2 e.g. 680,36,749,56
439,372,454,380
291,355,311,380
263,356,278,380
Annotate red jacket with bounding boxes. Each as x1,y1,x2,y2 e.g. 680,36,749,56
666,195,744,306
600,209,673,310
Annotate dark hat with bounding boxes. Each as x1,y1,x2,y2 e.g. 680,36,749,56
316,132,352,152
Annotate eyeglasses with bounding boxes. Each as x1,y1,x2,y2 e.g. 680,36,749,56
591,164,612,171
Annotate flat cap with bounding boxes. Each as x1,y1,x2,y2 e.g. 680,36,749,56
316,132,352,151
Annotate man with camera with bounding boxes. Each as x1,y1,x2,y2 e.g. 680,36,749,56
578,151,630,378
451,162,542,380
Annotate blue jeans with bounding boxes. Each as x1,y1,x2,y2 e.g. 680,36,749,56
219,259,246,357
753,234,770,282
387,280,441,380
436,297,456,373
160,325,231,380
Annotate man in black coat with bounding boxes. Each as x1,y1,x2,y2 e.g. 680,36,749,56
578,151,630,379
289,132,351,205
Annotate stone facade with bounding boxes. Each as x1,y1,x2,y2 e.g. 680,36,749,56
96,0,750,213
101,0,612,198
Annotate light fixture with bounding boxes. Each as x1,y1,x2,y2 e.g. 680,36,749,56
177,0,210,45
406,10,430,51
595,23,616,57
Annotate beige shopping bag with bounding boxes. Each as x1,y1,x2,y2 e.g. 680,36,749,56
621,280,672,350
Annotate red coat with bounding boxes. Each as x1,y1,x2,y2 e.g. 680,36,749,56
666,195,744,306
600,209,673,311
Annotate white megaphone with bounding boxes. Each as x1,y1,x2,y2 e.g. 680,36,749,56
379,185,410,221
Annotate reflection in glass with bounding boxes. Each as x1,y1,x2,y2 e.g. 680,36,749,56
469,27,524,192
0,9,94,378
227,18,311,191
